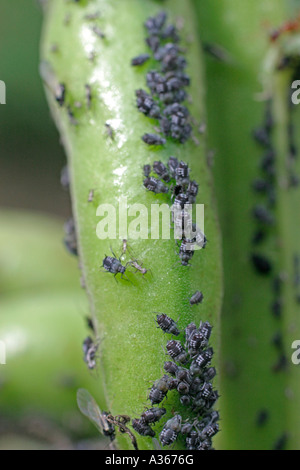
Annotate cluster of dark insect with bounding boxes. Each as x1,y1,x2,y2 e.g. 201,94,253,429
252,100,289,379
132,304,219,450
143,157,206,266
133,11,193,145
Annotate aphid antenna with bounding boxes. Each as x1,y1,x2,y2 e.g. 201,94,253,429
111,271,131,285
171,258,193,270
109,245,119,260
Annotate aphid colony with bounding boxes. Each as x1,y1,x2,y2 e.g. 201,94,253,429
251,100,276,268
251,101,276,281
132,313,219,450
143,157,206,266
132,11,193,145
78,312,219,450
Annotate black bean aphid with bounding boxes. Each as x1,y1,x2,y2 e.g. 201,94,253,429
252,229,266,245
203,367,217,382
132,418,155,437
156,314,180,336
105,122,114,140
186,180,199,201
271,299,282,318
167,156,179,177
84,11,101,21
164,361,178,376
153,160,171,182
148,375,173,405
102,255,127,279
146,35,160,53
203,42,232,63
159,415,182,447
159,428,177,447
55,83,66,107
185,322,197,342
180,395,192,406
88,189,94,202
166,340,188,364
144,11,167,34
272,433,288,450
143,164,152,177
177,381,190,395
272,353,288,373
251,253,273,275
131,53,150,66
82,336,99,370
142,133,166,146
136,89,161,118
85,83,92,109
178,240,194,266
200,422,219,439
194,347,214,369
166,339,183,358
130,259,150,277
64,218,78,256
190,290,204,305
253,127,270,147
141,407,166,424
252,178,269,193
60,165,70,190
67,106,78,126
161,24,180,42
256,409,269,427
148,388,165,405
143,176,168,194
260,149,276,175
92,25,105,39
175,160,190,184
86,316,96,333
252,205,274,225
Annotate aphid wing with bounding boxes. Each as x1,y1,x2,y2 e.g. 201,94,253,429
152,437,162,450
76,388,105,435
39,61,60,95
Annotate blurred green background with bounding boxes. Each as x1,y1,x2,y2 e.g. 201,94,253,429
0,0,68,216
0,0,105,449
